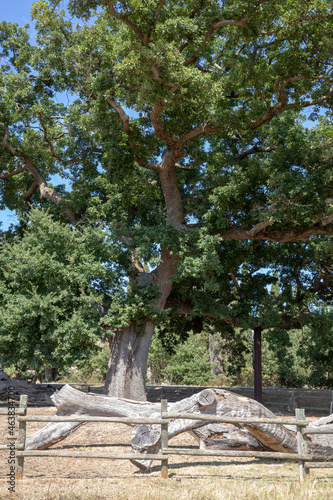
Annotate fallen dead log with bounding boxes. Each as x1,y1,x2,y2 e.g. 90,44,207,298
189,424,270,451
24,385,333,470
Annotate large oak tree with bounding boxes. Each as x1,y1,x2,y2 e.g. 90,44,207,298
1,0,333,399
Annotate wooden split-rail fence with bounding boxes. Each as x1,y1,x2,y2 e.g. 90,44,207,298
1,395,333,481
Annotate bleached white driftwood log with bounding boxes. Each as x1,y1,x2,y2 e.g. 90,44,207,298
24,385,333,470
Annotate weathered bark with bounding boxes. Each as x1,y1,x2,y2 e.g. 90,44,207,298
208,330,224,377
24,385,333,471
104,322,155,401
189,424,270,451
104,247,177,400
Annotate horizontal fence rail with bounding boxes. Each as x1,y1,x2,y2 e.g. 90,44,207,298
17,416,165,424
159,400,333,482
0,408,26,416
16,451,166,461
1,395,333,482
162,449,313,462
161,412,309,426
303,427,333,435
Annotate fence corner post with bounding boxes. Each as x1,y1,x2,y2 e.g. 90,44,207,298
161,398,168,479
16,394,28,480
296,408,309,481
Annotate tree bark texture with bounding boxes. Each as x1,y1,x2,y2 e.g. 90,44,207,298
103,248,177,400
253,327,263,403
24,385,333,470
104,322,155,401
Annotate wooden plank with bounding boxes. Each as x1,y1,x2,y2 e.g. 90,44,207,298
18,416,165,424
160,399,168,479
162,412,308,426
162,448,313,461
297,406,331,410
0,444,24,451
0,408,26,416
303,427,333,435
16,451,166,460
15,395,28,480
266,402,289,406
304,462,333,469
296,408,309,481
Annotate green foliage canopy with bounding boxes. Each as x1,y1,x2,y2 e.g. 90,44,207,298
1,1,333,390
0,209,120,378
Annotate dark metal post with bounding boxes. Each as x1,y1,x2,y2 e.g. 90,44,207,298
254,327,263,403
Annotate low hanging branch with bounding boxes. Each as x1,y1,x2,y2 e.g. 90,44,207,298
24,385,333,470
1,123,78,225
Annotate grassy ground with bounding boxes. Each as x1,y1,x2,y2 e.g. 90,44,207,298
1,407,333,500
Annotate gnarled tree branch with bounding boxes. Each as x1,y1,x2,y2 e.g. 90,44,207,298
0,165,26,179
150,62,178,93
104,0,146,44
180,123,223,146
251,76,333,129
183,17,248,67
106,97,159,171
150,99,179,148
38,113,63,162
23,181,39,207
238,145,275,160
222,225,333,243
2,124,77,225
154,0,166,21
2,124,27,159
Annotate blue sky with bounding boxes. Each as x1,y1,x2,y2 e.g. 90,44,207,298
1,1,37,32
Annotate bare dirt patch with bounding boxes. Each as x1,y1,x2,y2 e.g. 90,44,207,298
0,406,333,500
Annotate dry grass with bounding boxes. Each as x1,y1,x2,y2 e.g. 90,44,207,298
1,406,333,500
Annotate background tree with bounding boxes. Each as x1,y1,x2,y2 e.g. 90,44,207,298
0,209,119,380
1,1,333,399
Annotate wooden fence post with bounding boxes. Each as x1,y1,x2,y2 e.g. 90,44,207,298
296,408,309,481
160,399,168,479
16,395,28,480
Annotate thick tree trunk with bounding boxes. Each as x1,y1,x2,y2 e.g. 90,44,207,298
103,247,177,400
209,330,222,377
102,150,183,400
104,322,155,401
